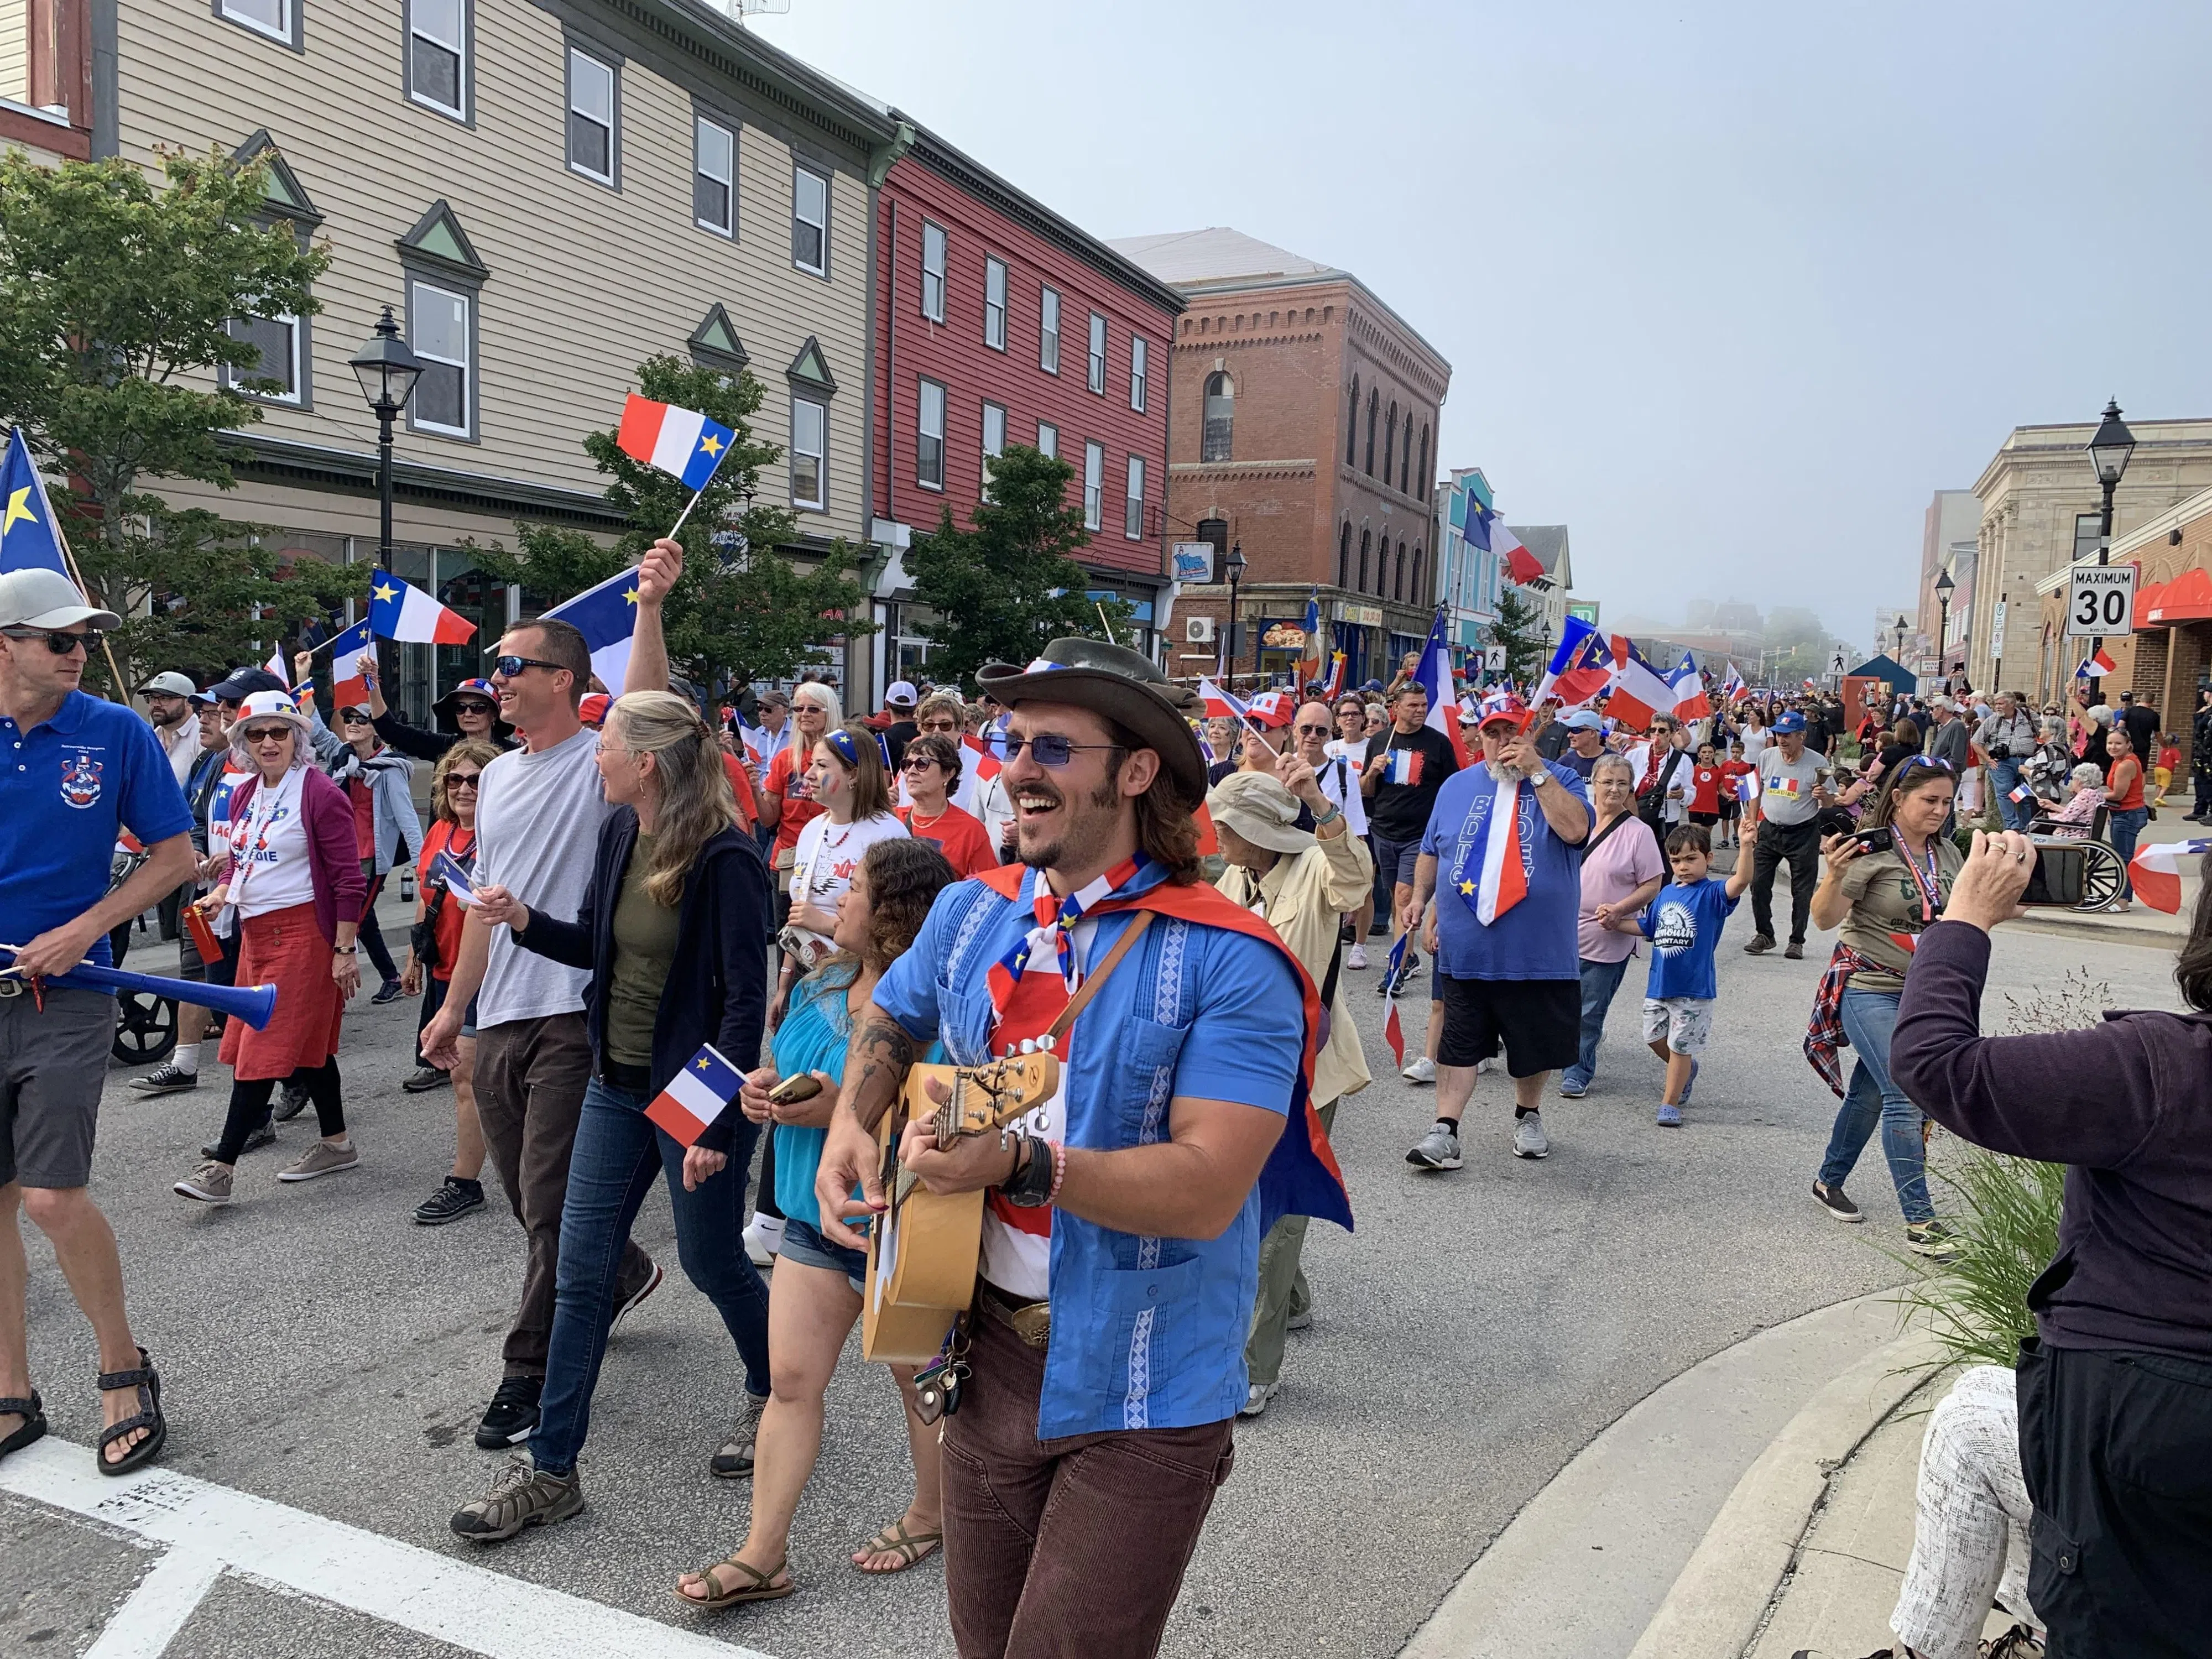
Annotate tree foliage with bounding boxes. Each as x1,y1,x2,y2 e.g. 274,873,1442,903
1491,586,1547,685
462,354,869,692
0,145,340,690
904,444,1128,690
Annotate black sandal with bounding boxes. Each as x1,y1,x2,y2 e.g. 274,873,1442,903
0,1389,46,1460
96,1348,166,1476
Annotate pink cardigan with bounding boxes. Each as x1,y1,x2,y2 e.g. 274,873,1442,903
227,769,368,944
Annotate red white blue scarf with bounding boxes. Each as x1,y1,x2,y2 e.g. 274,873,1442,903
985,854,1150,1043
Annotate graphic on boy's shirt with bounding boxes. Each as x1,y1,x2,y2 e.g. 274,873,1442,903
1651,899,1699,955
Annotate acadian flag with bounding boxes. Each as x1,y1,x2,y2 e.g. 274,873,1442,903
1669,652,1713,721
1381,931,1409,1068
543,566,644,690
644,1042,744,1147
0,427,70,577
1413,611,1472,767
432,849,478,905
615,395,737,491
1384,746,1426,785
1733,770,1761,804
1468,500,1546,586
1197,676,1253,723
368,572,477,645
326,619,376,708
959,732,1001,781
1721,661,1748,703
1322,650,1347,700
1533,618,1611,709
2083,646,2119,680
1603,635,1678,729
2127,838,2211,915
1465,774,1531,925
1297,593,1326,684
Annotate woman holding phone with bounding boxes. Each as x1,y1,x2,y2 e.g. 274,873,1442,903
774,722,906,1022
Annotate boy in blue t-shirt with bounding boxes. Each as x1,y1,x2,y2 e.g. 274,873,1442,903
1609,820,1757,1126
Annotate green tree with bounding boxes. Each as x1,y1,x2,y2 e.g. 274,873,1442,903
0,145,341,690
904,444,1128,690
465,354,869,692
1490,587,1546,684
1763,604,1843,687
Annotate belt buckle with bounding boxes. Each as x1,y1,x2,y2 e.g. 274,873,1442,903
0,977,20,999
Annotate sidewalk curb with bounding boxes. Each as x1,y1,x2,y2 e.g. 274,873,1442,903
1624,1327,1944,1659
2007,911,2181,951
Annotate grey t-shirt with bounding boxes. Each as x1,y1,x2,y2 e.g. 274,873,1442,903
1757,748,1830,826
472,726,612,1027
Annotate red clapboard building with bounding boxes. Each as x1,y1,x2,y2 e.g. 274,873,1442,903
868,124,1184,693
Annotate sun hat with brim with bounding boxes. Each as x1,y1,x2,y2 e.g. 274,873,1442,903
974,638,1206,806
227,690,314,768
0,567,122,632
432,677,513,740
1206,770,1316,857
140,671,199,698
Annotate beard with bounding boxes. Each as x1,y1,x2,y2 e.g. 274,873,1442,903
1015,769,1126,873
1485,756,1534,784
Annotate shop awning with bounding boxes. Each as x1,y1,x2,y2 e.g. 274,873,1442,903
2145,567,2212,625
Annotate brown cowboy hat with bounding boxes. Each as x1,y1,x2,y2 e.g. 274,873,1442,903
974,639,1206,805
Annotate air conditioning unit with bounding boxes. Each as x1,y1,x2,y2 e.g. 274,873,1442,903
1186,616,1217,645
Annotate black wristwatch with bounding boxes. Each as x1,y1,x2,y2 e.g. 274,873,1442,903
999,1134,1055,1208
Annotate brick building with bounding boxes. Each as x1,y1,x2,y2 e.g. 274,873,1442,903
1109,228,1450,688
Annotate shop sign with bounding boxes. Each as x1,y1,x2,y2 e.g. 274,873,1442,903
1334,602,1384,628
1170,541,1215,583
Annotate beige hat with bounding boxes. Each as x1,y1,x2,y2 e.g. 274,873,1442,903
1207,769,1316,857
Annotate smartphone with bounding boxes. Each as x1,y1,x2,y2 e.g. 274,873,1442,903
2022,844,2087,907
767,1073,823,1107
1847,826,1892,856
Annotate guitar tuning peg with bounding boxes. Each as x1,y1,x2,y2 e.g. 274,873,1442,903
1019,1039,1037,1055
1038,1034,1055,1053
1034,1111,1050,1132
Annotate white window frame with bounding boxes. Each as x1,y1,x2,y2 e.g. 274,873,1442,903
920,221,947,323
980,400,1006,498
1124,454,1145,540
229,312,303,406
790,394,826,510
1040,285,1060,374
1083,441,1103,532
916,377,946,492
984,256,1007,351
1036,420,1057,460
565,46,617,187
405,0,468,121
406,278,473,440
1087,311,1106,395
1129,335,1147,413
694,114,735,238
216,0,295,47
792,164,829,277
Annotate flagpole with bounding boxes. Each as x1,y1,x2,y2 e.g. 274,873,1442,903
1095,601,1118,645
42,513,129,705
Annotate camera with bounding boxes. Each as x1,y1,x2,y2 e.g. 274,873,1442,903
1987,742,2012,761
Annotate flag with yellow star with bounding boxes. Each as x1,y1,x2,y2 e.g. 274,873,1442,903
614,394,737,492
368,570,477,644
1,427,72,580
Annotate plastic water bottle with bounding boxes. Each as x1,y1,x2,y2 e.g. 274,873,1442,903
400,868,416,902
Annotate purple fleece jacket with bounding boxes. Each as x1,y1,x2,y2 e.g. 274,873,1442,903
227,769,368,945
1891,919,2212,1359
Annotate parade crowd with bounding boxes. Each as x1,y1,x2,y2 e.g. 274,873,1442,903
3,551,2208,1659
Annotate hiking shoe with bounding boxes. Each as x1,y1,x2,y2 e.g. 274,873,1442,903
709,1391,770,1478
610,1259,664,1335
1812,1181,1864,1223
1345,943,1368,970
1239,1381,1279,1419
130,1062,199,1094
173,1160,233,1205
201,1121,274,1160
476,1376,541,1449
450,1454,582,1542
1401,1056,1437,1084
400,1065,449,1094
278,1140,358,1182
371,978,404,1005
1743,934,1776,955
1656,1103,1683,1128
1784,941,1805,961
1406,1124,1463,1171
1513,1113,1551,1160
273,1083,309,1122
1906,1220,1961,1261
414,1176,486,1226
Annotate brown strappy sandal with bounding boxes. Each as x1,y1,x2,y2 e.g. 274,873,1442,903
851,1517,942,1574
96,1348,165,1476
673,1554,794,1610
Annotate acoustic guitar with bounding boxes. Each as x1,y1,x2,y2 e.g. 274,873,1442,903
859,1052,1059,1364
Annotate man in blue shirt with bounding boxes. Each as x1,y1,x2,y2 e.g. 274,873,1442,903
0,568,195,1475
807,638,1343,1656
1406,697,1593,1169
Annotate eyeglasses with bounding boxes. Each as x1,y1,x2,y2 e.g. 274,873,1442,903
1003,734,1123,767
241,725,293,743
490,655,563,680
3,628,100,656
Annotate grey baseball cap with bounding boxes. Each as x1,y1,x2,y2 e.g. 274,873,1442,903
0,567,122,632
140,671,199,697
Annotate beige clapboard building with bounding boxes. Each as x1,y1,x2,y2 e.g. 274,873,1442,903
20,0,909,716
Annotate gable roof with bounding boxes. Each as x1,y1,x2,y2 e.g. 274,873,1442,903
1106,228,1340,287
1509,524,1570,585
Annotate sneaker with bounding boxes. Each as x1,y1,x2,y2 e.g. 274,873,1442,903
610,1259,664,1334
1743,934,1776,955
1401,1056,1437,1084
129,1062,199,1094
1784,941,1805,961
173,1160,233,1205
201,1121,274,1160
1345,943,1368,971
1557,1076,1588,1098
1982,1622,2046,1658
1656,1103,1683,1128
1475,1056,1496,1074
277,1140,358,1182
272,1084,309,1123
1238,1381,1279,1419
371,978,404,1005
742,1214,781,1268
1906,1220,1961,1261
1812,1180,1864,1223
1405,1124,1463,1171
1286,1308,1313,1333
710,1391,770,1478
1513,1113,1551,1160
1401,950,1424,979
414,1176,486,1226
400,1065,449,1094
450,1453,582,1542
475,1376,542,1449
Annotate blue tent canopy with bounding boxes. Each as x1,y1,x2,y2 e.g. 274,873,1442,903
1850,654,1917,695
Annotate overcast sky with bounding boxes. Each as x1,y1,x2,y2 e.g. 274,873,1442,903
752,0,2212,645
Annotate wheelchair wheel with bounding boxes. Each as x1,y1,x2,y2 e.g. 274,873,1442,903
2075,842,2126,912
112,989,178,1066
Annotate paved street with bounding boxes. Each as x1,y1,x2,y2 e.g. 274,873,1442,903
7,879,2189,1658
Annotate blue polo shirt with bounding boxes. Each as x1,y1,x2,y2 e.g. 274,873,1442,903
1422,760,1592,982
875,865,1303,1438
1,690,192,984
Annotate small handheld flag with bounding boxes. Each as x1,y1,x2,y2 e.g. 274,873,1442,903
326,619,376,708
2086,646,2119,680
1603,635,1679,729
2127,838,2211,914
368,572,477,645
432,850,478,905
644,1043,745,1146
1381,932,1408,1068
1733,771,1761,804
1413,611,1472,767
1668,651,1713,721
542,566,644,691
617,395,736,491
1,427,70,578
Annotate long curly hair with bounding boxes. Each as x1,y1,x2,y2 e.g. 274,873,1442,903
609,691,736,906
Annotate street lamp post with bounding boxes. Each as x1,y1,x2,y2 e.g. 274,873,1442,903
1894,613,1909,664
1934,568,1955,690
349,307,424,572
2085,399,2136,701
1223,542,1246,685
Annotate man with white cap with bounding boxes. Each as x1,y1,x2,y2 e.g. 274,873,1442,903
880,679,919,773
0,567,196,1474
139,672,201,785
1554,708,1607,782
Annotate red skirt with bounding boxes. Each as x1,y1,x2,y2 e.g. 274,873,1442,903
219,902,344,1080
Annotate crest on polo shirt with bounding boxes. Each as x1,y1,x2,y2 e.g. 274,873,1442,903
59,751,103,809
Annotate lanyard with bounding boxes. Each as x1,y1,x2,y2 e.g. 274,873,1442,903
1892,828,1943,922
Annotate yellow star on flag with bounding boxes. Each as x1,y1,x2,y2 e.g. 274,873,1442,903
2,487,34,539
372,580,399,602
623,587,639,607
1458,879,1475,895
697,432,724,457
696,1057,712,1070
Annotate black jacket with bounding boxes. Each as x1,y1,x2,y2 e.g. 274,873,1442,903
517,811,773,1154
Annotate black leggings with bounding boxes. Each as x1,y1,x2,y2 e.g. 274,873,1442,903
356,867,399,983
216,1061,344,1162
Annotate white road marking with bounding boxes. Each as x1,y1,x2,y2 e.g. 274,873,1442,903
4,1439,774,1659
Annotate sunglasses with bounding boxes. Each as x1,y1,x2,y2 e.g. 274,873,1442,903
490,655,562,679
1293,723,1332,738
1003,734,1123,767
900,755,940,773
446,773,482,789
1896,755,1955,774
453,700,497,717
339,712,371,726
241,724,293,743
3,628,100,656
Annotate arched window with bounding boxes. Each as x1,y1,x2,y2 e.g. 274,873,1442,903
1411,545,1425,603
1365,388,1379,474
1394,540,1406,602
1383,400,1396,484
1399,414,1412,494
1358,529,1370,592
1345,375,1359,466
1338,521,1352,590
1417,424,1430,500
1201,371,1234,463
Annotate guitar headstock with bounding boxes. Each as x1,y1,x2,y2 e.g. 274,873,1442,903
938,1052,1061,1140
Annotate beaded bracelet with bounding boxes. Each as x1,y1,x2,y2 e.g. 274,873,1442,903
1047,1140,1067,1206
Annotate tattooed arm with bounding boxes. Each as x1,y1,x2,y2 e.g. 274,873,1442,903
843,1004,919,1133
812,998,922,1249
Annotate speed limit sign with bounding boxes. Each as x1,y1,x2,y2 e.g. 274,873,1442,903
2066,566,2136,637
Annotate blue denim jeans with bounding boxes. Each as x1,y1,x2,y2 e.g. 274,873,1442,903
1817,989,1933,1224
1987,759,2028,830
531,1076,770,1476
1561,954,1632,1091
2107,805,2148,899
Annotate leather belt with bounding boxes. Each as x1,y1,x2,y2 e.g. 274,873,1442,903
978,1281,1051,1349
